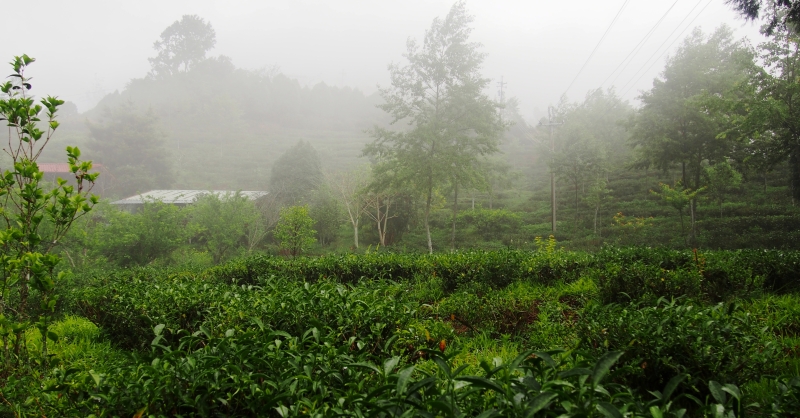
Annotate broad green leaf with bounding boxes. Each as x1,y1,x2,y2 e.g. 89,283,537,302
708,380,726,404
592,351,623,387
455,376,504,393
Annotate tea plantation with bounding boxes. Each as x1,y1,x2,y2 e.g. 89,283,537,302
3,247,800,417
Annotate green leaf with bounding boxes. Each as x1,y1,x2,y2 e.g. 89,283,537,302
592,351,623,387
525,392,557,416
455,376,504,393
708,380,726,404
153,324,165,336
396,365,415,395
721,383,741,401
662,374,686,402
384,356,400,376
649,405,664,418
597,402,623,418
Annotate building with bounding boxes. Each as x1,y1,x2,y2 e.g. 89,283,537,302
110,190,269,212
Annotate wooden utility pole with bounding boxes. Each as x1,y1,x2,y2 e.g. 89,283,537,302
539,108,562,232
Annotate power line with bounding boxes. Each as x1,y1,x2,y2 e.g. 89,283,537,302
620,0,714,98
601,0,680,89
617,0,706,94
561,0,630,98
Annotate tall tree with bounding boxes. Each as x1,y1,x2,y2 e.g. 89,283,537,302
270,140,322,205
726,0,800,34
149,15,216,77
727,29,800,201
630,26,750,242
363,1,505,253
88,102,173,198
325,166,370,249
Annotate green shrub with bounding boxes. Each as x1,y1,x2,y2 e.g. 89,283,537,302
578,298,779,397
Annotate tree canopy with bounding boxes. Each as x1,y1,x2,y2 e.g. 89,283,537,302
149,15,217,77
363,1,505,253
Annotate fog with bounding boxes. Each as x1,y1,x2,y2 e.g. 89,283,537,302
6,0,764,121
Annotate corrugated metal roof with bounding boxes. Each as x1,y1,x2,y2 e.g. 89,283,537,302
111,190,269,206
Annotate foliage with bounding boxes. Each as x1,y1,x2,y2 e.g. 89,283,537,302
274,205,317,257
456,208,521,242
87,102,173,198
579,298,779,398
309,188,343,246
363,1,505,254
0,56,99,370
149,14,217,77
189,191,261,263
93,200,188,266
629,26,749,192
704,160,743,216
651,182,705,245
270,140,323,205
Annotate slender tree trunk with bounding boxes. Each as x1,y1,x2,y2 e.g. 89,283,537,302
376,195,383,246
425,175,433,254
353,224,359,249
678,209,686,246
689,200,697,246
791,148,800,204
451,180,458,251
594,203,599,235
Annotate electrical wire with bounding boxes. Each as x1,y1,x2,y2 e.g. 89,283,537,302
561,0,631,98
601,0,680,89
619,0,714,97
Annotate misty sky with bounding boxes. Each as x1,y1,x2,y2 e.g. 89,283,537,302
6,0,764,122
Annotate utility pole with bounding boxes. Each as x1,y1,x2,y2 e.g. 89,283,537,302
496,76,507,104
538,106,562,232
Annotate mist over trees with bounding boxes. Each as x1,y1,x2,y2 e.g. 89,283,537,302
29,0,800,252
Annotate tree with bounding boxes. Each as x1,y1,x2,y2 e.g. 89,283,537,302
88,102,173,198
726,29,800,202
96,200,188,266
583,177,612,235
309,188,342,246
270,140,322,205
0,56,99,367
274,205,316,257
363,1,505,253
149,15,216,77
704,160,743,216
630,26,749,241
325,166,370,249
726,0,800,35
651,182,705,246
189,192,260,264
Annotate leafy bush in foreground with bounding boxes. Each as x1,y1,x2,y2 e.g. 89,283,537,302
578,298,779,396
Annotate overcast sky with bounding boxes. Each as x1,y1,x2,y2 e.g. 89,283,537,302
5,0,765,122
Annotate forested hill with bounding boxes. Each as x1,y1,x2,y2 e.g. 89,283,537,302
47,56,389,194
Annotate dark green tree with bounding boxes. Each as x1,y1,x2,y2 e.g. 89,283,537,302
189,192,260,264
727,29,800,201
630,26,750,242
270,140,322,205
274,205,316,257
363,1,505,253
726,0,800,34
88,102,173,198
149,15,216,77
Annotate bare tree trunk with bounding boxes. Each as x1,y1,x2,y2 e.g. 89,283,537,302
451,181,458,251
425,176,433,254
353,224,359,249
690,199,697,246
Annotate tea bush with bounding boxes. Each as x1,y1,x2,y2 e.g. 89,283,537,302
578,298,779,398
